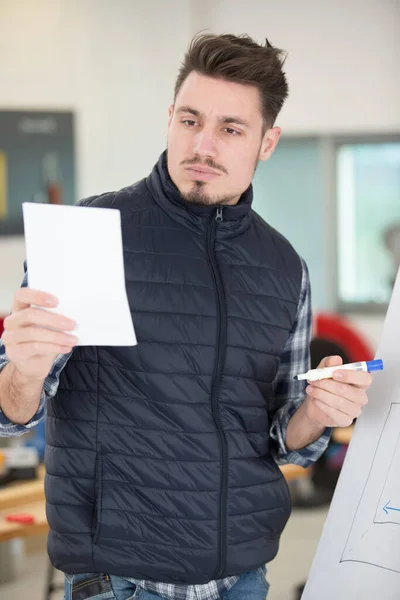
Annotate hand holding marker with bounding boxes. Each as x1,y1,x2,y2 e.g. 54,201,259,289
295,359,384,382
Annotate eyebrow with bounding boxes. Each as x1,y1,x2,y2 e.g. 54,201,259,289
176,105,250,128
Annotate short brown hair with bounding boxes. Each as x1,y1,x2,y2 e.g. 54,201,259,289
174,33,289,131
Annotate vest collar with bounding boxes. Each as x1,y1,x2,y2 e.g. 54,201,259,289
146,150,253,235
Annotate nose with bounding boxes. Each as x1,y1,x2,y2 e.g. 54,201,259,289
192,127,217,159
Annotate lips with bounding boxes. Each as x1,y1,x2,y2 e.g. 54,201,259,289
186,166,219,175
185,166,221,181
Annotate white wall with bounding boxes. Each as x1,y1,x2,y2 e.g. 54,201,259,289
210,0,400,135
0,0,192,313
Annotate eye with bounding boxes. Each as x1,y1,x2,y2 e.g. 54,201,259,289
182,119,197,127
224,127,241,136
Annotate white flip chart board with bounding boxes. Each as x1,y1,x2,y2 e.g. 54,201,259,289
302,267,400,600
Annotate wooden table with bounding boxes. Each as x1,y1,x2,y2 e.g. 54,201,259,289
0,501,47,542
280,463,311,482
0,465,47,542
332,425,354,445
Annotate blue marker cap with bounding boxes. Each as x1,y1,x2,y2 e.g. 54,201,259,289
366,359,384,372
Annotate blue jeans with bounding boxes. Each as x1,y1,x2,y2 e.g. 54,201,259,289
64,567,270,599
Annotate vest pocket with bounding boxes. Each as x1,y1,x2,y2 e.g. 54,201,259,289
92,450,103,544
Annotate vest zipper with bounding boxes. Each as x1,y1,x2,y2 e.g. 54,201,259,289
207,206,228,580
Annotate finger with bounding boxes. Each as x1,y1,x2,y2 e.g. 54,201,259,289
12,288,58,312
308,379,368,407
306,385,363,419
317,355,343,370
6,342,73,360
2,327,78,348
332,368,373,390
312,399,355,428
4,307,76,332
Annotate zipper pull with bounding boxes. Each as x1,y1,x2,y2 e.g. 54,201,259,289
215,207,223,223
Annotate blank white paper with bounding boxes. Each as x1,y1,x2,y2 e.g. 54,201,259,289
22,202,137,347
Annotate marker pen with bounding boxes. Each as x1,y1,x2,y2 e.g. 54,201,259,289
294,359,384,382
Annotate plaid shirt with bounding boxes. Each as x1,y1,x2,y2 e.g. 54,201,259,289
0,259,330,600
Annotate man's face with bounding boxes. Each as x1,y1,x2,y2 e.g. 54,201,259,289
167,72,281,206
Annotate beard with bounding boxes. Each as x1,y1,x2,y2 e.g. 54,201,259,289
181,181,238,207
180,158,260,206
167,145,261,207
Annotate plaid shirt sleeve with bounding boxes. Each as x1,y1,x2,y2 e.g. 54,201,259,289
269,258,331,468
0,264,72,437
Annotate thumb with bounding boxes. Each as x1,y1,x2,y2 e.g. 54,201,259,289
317,355,343,369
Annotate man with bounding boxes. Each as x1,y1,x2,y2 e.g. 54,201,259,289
0,33,371,600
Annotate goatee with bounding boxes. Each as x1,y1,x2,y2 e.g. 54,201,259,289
182,181,237,207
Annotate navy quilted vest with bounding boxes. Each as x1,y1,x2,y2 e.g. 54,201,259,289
45,151,303,584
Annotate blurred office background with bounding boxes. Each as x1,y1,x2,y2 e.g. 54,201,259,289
0,1,399,599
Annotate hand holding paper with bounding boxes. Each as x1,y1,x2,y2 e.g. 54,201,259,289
2,287,77,381
21,202,137,347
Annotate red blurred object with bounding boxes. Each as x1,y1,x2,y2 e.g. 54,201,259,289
6,513,35,524
0,316,4,337
313,312,374,363
48,182,63,205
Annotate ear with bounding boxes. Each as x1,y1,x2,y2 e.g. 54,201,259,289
258,126,281,162
168,104,174,128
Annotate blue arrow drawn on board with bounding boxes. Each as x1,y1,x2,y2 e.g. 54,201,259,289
383,501,400,515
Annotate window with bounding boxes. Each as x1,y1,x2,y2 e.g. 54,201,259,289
337,141,400,309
